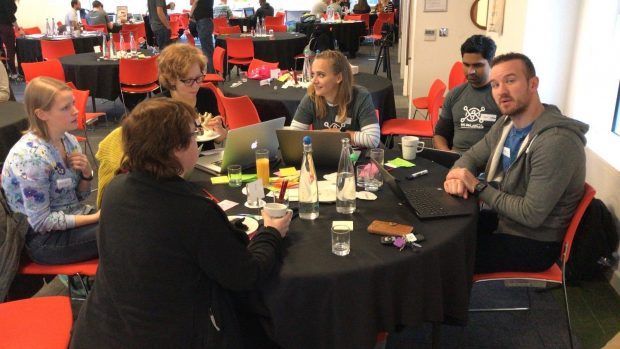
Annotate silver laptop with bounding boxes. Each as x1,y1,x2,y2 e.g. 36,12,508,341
195,117,285,174
276,129,351,169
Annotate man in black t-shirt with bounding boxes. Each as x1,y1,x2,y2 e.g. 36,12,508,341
191,0,215,73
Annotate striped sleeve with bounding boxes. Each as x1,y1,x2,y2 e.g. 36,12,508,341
353,123,380,148
290,120,310,130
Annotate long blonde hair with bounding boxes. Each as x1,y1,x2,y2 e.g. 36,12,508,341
24,77,72,141
307,50,353,123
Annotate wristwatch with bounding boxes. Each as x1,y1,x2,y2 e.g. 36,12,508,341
80,169,94,181
474,181,488,196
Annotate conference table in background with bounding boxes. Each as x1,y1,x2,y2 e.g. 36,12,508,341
0,102,28,164
215,32,307,71
190,152,479,349
228,17,254,31
16,34,103,64
295,21,366,58
220,72,397,125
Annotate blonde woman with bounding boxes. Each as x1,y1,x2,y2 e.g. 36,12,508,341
291,50,380,148
1,77,98,264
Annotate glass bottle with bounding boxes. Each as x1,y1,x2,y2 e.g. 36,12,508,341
119,34,125,57
336,138,356,214
51,17,57,36
109,35,116,58
299,136,319,220
101,33,108,58
45,18,51,37
129,32,137,55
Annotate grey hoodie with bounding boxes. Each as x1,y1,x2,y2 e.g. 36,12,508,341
454,104,589,242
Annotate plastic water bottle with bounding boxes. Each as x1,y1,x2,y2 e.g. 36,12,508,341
119,34,125,56
129,32,137,55
336,138,356,214
109,36,116,58
299,136,319,220
101,33,108,58
51,18,57,35
45,18,52,36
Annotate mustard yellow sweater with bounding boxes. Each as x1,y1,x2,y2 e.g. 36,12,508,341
96,127,124,208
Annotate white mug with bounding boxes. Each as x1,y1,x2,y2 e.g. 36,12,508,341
401,136,425,160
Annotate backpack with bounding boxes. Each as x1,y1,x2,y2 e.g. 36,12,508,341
566,198,619,285
308,25,335,53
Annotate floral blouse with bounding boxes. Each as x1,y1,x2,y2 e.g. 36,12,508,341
1,132,93,233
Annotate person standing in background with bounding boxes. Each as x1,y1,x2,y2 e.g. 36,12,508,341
213,0,232,19
352,0,370,14
148,0,171,50
190,0,215,73
87,1,113,31
65,0,81,30
0,0,23,80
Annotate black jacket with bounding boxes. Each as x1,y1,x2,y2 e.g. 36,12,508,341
0,0,17,25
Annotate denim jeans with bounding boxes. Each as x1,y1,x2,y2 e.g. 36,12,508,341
25,223,99,265
196,17,215,73
154,27,171,50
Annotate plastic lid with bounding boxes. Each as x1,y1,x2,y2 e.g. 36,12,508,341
303,135,312,145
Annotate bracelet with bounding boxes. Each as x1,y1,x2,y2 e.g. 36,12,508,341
80,169,94,181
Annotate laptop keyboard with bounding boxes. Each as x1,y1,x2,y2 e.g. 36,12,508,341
212,159,223,167
402,188,447,218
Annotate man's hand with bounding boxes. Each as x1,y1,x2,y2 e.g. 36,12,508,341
444,167,479,199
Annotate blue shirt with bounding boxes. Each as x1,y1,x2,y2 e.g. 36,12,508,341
501,123,534,172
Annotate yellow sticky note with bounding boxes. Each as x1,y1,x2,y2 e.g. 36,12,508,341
278,73,290,82
279,167,298,177
210,176,229,184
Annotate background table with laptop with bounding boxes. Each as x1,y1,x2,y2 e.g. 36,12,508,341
220,72,397,125
295,21,366,58
0,102,28,165
16,35,103,64
190,136,479,348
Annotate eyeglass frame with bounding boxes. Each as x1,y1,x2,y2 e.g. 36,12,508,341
179,75,205,87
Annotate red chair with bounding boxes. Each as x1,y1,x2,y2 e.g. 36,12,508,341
213,17,229,35
220,95,261,129
200,82,227,125
202,46,225,83
344,14,362,21
448,61,466,90
217,25,241,34
266,24,287,33
0,296,73,349
363,18,385,56
22,26,42,35
185,29,196,46
83,24,108,34
40,39,75,60
411,78,447,119
381,79,445,148
359,13,370,32
71,88,107,157
169,19,181,41
111,32,133,50
122,22,147,41
247,58,279,73
21,60,65,83
470,183,596,349
226,37,254,79
119,55,160,111
19,257,99,298
80,18,88,26
378,12,395,25
264,15,284,26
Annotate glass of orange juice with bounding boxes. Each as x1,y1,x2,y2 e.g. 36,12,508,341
255,149,270,186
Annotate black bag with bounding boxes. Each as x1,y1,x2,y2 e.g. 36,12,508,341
308,25,335,53
565,198,619,284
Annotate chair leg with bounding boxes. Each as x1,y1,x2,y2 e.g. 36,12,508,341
562,261,575,349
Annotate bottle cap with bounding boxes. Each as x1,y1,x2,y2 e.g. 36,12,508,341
303,135,312,145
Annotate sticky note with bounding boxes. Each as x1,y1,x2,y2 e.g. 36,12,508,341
386,158,415,168
278,167,298,177
217,200,238,211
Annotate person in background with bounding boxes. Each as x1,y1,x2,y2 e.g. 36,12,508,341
65,0,81,30
352,0,371,14
1,77,99,265
213,0,232,19
434,35,500,154
255,0,274,22
0,0,24,80
190,0,215,73
87,1,113,31
0,63,10,102
70,98,291,348
291,50,380,148
95,43,226,208
327,0,342,17
444,53,589,273
375,0,393,13
147,0,171,50
311,0,329,16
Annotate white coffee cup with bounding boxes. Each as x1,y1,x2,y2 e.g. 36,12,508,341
401,136,425,160
264,202,288,218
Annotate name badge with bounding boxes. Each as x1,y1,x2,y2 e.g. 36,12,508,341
56,177,73,190
480,113,497,122
502,147,510,158
345,117,352,125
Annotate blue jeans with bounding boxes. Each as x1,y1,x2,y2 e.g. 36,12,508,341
154,27,171,50
25,223,99,265
196,17,215,73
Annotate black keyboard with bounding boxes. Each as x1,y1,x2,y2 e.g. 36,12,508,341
403,188,447,217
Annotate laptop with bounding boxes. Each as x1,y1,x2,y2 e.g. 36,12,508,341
276,129,351,169
195,117,286,174
418,148,461,168
243,7,255,18
371,158,472,219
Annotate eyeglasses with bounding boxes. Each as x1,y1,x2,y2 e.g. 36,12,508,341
179,75,204,87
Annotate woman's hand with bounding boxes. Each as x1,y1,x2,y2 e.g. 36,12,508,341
262,210,292,238
206,115,228,142
67,152,93,179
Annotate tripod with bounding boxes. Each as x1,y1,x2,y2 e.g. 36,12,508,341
373,32,392,80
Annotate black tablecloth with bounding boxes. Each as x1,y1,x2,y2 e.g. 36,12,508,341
295,21,366,58
228,17,254,30
219,72,396,125
0,101,28,164
215,32,307,70
16,35,103,64
190,153,478,349
59,52,122,101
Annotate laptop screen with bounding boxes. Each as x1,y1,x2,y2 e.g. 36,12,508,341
243,7,255,17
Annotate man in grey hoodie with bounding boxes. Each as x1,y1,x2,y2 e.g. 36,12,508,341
443,53,589,273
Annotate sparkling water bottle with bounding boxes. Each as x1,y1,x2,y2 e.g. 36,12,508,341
299,136,319,220
129,32,137,55
51,17,57,35
336,138,356,214
109,36,116,58
101,33,108,58
45,18,52,36
119,34,125,56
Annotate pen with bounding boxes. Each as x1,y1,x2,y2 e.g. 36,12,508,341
406,169,428,180
202,188,220,203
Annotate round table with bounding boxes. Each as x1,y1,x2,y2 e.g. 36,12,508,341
190,153,479,349
215,32,307,70
295,21,366,58
219,72,396,125
16,34,103,63
0,101,28,164
59,52,123,101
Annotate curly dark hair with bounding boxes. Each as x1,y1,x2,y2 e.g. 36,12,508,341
460,35,497,62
